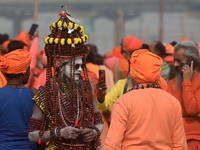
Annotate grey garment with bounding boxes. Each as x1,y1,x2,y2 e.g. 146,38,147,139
123,73,134,94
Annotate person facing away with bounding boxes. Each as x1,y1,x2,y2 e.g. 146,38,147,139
113,35,143,83
96,47,168,111
28,10,104,150
104,49,187,150
0,49,37,150
167,40,200,150
149,41,170,83
0,40,26,87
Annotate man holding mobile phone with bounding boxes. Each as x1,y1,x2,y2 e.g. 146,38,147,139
167,40,200,149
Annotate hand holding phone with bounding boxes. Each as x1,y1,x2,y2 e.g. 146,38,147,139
29,24,38,36
99,70,105,83
186,57,194,67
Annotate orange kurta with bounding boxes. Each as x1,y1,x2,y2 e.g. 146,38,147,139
104,88,187,150
167,73,200,141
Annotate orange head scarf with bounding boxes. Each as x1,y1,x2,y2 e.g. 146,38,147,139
0,49,31,74
130,49,163,83
112,46,125,59
123,35,143,54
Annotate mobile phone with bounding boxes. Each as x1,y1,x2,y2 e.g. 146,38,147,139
99,70,105,83
28,24,38,35
186,57,193,67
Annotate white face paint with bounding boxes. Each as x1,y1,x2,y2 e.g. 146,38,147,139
62,57,83,80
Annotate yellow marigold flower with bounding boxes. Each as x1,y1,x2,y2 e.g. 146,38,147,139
57,21,62,28
44,36,50,44
67,38,72,45
61,39,65,45
81,29,84,34
63,22,67,28
68,22,73,29
74,24,78,30
49,26,54,32
52,22,56,28
49,37,54,44
79,26,84,33
78,38,82,43
81,36,85,42
74,38,79,44
54,38,59,44
84,35,88,40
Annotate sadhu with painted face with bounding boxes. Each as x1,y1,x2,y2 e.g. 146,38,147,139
28,9,103,150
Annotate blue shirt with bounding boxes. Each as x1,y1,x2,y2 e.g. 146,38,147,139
0,86,37,150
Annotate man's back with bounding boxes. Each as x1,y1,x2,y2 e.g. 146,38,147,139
0,86,37,149
104,88,187,150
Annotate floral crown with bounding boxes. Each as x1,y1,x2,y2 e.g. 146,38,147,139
44,8,89,60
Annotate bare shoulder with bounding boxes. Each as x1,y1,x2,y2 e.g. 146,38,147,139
30,88,38,96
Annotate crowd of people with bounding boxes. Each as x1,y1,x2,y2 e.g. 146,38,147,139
0,7,200,150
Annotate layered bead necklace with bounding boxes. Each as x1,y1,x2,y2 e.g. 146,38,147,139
128,83,160,92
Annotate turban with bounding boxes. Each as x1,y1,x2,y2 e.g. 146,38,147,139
123,36,143,54
0,49,31,74
130,49,163,83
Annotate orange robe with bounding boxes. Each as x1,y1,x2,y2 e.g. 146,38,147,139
104,88,187,150
167,73,200,143
86,63,100,79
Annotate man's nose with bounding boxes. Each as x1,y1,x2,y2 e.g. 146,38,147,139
174,61,179,67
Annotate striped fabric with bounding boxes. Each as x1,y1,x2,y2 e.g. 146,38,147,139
160,59,170,83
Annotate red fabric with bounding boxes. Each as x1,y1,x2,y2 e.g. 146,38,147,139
0,49,31,74
123,36,143,54
187,140,200,150
180,37,190,41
